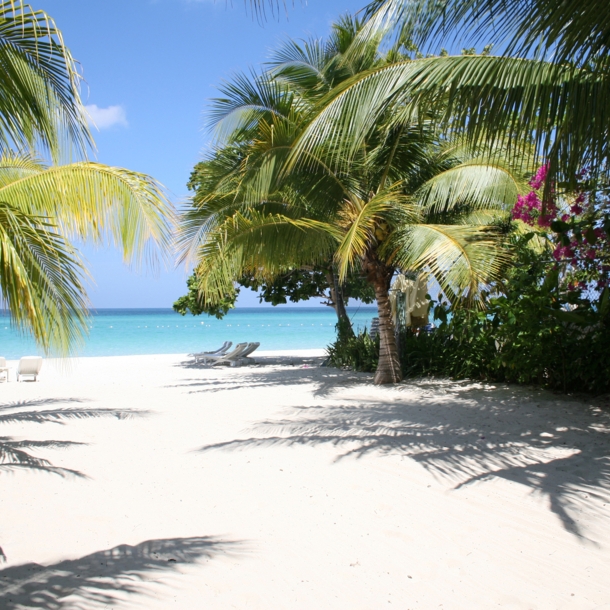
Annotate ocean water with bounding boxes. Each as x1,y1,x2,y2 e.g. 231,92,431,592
0,307,378,358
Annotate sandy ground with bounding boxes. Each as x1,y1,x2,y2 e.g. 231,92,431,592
0,350,609,609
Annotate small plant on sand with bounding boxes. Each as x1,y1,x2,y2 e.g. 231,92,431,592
326,318,379,372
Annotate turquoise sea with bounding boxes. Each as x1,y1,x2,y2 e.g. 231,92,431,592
0,307,378,358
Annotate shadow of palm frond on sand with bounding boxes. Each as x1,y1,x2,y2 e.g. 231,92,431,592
0,535,243,609
175,354,325,371
197,377,610,540
169,362,372,398
0,398,151,477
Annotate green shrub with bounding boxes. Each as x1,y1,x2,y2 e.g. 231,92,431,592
327,239,610,394
326,318,379,372
397,310,497,380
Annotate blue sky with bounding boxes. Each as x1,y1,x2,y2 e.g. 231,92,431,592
34,0,365,308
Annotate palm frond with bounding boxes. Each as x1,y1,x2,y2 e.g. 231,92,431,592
362,0,610,67
0,1,91,159
0,202,88,355
193,209,339,305
417,159,526,216
268,37,332,91
208,71,297,144
294,55,609,184
392,223,509,303
335,188,417,280
0,156,173,269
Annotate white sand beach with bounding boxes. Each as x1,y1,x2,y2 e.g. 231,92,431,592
0,351,609,609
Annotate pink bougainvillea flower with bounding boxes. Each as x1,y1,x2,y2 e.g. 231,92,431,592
529,164,549,190
538,214,554,227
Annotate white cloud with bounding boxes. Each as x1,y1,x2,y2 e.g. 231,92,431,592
85,104,128,130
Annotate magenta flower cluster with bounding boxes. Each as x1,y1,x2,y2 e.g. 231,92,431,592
512,191,541,223
512,165,610,292
552,221,609,288
511,164,556,227
528,163,548,190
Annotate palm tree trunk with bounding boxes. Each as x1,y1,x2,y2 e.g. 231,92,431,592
373,278,402,384
363,254,402,384
326,267,353,336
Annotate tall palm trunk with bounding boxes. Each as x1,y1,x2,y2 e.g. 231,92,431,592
364,253,402,384
326,267,353,336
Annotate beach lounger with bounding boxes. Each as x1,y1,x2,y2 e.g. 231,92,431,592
199,343,249,366
190,341,232,363
0,357,8,382
237,342,260,365
16,356,42,382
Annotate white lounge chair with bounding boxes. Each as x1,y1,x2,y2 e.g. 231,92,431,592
0,357,8,382
190,341,232,363
237,342,260,365
199,343,249,366
17,356,42,382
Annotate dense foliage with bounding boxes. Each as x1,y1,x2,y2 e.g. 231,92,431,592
174,265,375,320
329,234,610,394
326,317,380,372
176,17,519,384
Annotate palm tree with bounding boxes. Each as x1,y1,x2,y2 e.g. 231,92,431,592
292,0,610,193
0,3,173,354
179,20,523,383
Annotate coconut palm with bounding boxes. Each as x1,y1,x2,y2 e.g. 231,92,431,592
0,3,173,354
0,153,172,354
179,22,524,383
292,0,610,193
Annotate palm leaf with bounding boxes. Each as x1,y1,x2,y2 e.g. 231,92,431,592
0,155,173,269
209,72,297,144
294,55,608,185
0,1,91,159
416,158,527,215
392,223,509,303
0,202,88,354
268,37,332,91
194,210,339,305
335,187,417,280
363,0,610,67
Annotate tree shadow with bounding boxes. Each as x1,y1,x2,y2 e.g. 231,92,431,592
196,379,610,540
0,437,87,477
175,354,326,371
0,398,151,477
167,366,372,399
0,535,243,609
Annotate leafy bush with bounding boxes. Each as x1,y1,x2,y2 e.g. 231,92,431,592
327,238,610,394
397,311,497,380
326,318,379,372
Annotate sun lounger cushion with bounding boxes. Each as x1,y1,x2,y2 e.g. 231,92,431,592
17,356,43,381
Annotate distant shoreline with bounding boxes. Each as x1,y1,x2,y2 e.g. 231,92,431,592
3,349,328,365
0,306,379,316
0,309,377,359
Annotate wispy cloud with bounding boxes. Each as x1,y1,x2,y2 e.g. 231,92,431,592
85,104,128,130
